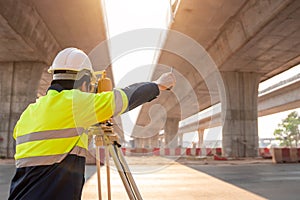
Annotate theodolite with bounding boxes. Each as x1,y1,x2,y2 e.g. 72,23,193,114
88,70,143,200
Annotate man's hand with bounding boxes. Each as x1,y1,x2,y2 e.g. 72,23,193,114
153,72,176,91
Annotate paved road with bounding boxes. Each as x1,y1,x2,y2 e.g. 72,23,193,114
0,164,15,200
1,158,300,200
82,164,265,200
189,163,300,200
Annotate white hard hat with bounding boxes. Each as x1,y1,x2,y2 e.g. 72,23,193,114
48,47,96,82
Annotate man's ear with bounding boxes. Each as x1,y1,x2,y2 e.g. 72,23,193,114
81,81,87,92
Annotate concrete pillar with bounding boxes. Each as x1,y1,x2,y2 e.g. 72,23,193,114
178,133,183,148
158,135,164,148
164,117,180,148
134,138,141,148
0,62,45,158
150,136,154,148
149,134,159,148
145,138,150,148
221,72,261,157
138,138,145,148
198,129,205,148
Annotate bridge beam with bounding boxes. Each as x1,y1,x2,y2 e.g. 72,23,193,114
0,0,60,64
221,72,261,157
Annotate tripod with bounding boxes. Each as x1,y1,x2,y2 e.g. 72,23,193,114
89,122,143,200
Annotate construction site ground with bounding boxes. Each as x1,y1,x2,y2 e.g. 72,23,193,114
1,156,300,200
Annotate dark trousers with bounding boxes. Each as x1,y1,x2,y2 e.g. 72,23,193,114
9,155,85,200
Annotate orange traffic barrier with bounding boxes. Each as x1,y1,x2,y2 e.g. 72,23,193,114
213,154,227,161
272,148,299,163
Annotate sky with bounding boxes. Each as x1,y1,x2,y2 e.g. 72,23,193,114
103,0,172,140
103,0,300,144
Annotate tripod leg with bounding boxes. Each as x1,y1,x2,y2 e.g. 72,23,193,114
108,144,137,200
96,146,102,200
108,143,143,200
105,145,112,200
115,145,143,200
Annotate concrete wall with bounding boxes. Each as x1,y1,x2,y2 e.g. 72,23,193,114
0,62,45,157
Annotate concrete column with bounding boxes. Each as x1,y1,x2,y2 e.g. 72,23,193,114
178,133,183,148
164,117,180,148
158,135,164,148
220,72,261,157
139,138,145,148
134,138,141,148
0,62,45,158
150,134,159,148
150,136,154,148
198,129,205,148
145,138,150,148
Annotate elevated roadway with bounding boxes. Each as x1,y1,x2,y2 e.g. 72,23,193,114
133,0,300,157
0,0,299,157
0,0,114,157
178,74,300,134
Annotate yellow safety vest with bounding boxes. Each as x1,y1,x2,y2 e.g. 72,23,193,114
14,89,128,168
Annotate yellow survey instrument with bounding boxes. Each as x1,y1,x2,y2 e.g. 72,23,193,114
89,70,143,200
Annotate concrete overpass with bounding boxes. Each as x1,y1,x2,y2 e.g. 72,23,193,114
0,0,112,157
0,0,299,158
133,0,300,157
177,75,300,145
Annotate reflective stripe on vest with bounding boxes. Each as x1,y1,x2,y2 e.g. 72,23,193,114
15,128,88,167
16,128,84,145
16,146,87,168
113,89,128,116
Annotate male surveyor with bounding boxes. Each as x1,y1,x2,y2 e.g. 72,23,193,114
8,47,175,200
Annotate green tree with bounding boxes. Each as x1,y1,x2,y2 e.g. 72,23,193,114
273,111,300,147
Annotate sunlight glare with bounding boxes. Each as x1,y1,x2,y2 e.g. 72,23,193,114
103,0,172,137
